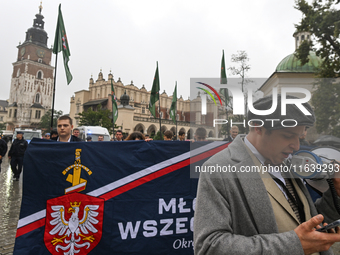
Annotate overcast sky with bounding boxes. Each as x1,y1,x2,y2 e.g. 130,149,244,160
0,0,304,114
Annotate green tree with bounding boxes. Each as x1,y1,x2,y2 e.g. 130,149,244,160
295,0,340,77
311,79,340,136
0,122,6,131
295,0,340,135
228,50,251,133
151,131,163,140
78,105,114,135
38,109,63,132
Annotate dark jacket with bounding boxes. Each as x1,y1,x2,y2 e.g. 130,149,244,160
9,138,28,157
222,135,233,143
51,135,83,142
0,139,7,158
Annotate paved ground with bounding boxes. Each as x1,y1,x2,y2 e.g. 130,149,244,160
1,141,340,255
0,145,22,255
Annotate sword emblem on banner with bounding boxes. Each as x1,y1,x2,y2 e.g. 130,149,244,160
62,149,92,194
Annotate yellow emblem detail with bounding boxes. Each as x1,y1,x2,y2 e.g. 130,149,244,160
63,149,92,194
70,201,81,208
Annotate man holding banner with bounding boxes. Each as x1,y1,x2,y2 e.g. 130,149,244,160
194,95,340,255
52,115,82,142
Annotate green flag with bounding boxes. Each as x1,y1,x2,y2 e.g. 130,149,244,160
169,82,177,124
149,62,160,118
220,50,229,106
53,4,73,85
111,78,118,124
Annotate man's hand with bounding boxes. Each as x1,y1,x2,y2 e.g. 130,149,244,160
0,155,2,160
295,214,340,254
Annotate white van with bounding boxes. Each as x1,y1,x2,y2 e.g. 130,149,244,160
77,126,110,141
13,129,42,143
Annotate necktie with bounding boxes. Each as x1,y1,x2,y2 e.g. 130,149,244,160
265,160,305,223
283,174,302,223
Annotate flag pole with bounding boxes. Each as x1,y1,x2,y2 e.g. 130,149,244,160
50,39,59,130
175,82,178,140
157,62,162,140
111,78,115,136
175,105,177,140
159,96,162,140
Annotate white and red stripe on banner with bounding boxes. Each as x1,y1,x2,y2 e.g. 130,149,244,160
16,142,229,237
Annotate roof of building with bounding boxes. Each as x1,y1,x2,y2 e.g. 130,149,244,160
0,100,8,110
83,99,108,106
8,102,17,107
30,103,44,109
276,51,322,73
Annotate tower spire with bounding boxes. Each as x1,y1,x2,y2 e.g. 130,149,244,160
39,1,43,15
23,2,48,47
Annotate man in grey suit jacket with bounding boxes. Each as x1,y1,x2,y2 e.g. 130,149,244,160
194,95,340,255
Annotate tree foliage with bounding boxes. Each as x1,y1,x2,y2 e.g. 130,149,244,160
38,109,63,131
311,79,340,136
227,50,252,133
151,131,163,140
0,122,6,132
78,105,114,135
295,0,340,135
295,0,340,77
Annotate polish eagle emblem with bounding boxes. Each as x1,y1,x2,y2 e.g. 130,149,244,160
49,202,99,254
44,193,104,255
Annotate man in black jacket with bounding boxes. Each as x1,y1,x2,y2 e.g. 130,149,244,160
0,135,8,173
8,132,28,181
51,115,82,142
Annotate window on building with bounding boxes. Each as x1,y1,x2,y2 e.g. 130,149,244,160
37,71,42,79
301,35,305,40
35,93,40,103
9,109,12,118
17,68,21,77
142,107,145,114
160,112,163,119
0,116,3,121
14,109,17,118
38,58,42,63
35,110,41,119
177,114,179,121
76,105,80,114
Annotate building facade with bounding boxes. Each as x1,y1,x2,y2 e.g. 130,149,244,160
6,4,54,131
0,100,8,127
259,31,322,141
69,71,218,139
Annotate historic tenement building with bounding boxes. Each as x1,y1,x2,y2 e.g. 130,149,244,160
0,100,8,126
69,71,219,139
6,4,54,130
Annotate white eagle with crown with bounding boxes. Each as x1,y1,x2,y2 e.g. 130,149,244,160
49,201,100,254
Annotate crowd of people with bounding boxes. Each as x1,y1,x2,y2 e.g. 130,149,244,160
2,94,339,254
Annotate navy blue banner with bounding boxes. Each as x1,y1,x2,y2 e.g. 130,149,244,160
14,139,229,255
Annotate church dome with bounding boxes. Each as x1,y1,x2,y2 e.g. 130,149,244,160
120,90,130,106
276,51,322,73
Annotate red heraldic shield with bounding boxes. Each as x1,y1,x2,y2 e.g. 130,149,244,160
44,193,104,255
